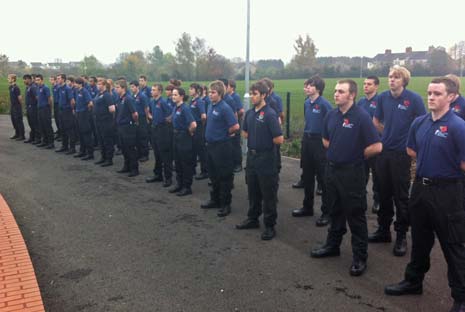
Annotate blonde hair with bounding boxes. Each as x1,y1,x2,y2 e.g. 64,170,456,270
389,65,411,87
445,74,461,92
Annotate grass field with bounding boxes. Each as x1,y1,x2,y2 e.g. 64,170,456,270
2,76,464,151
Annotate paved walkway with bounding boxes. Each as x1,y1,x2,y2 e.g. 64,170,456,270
0,194,45,312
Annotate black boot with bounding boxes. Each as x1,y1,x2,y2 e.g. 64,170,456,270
261,226,276,240
393,232,407,257
117,166,130,173
95,158,106,165
384,280,422,296
162,178,172,187
217,205,231,217
177,188,192,196
368,227,392,243
169,184,183,193
292,207,314,217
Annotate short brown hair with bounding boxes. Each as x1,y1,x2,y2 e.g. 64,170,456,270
337,79,358,98
445,74,461,93
431,77,459,95
115,79,127,90
209,80,226,98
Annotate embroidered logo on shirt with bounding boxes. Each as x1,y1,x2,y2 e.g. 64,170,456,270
312,104,321,113
397,99,410,111
369,101,377,109
256,111,265,122
434,126,448,138
176,108,181,115
342,118,354,129
454,105,461,113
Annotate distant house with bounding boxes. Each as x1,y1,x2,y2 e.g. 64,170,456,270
369,47,431,69
30,62,46,69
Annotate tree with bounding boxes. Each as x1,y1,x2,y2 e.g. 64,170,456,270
175,32,195,80
196,48,233,81
79,55,104,76
112,51,148,80
0,54,9,77
287,34,318,77
428,46,455,75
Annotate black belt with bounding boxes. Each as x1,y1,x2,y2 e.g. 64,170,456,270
303,133,322,139
415,177,462,186
248,149,273,155
328,161,363,169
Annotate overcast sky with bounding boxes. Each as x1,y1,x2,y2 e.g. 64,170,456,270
2,0,465,64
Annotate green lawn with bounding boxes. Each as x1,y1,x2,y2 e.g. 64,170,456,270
2,76,464,135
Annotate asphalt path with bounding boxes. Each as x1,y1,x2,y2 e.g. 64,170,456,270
0,115,451,312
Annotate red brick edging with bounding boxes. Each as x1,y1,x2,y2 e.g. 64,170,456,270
0,194,45,312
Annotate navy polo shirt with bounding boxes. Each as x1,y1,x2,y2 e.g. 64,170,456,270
93,91,113,120
271,92,283,111
172,103,195,131
189,97,206,122
203,96,211,111
450,95,465,121
52,84,60,104
224,94,239,113
374,89,426,151
304,95,333,134
133,92,149,117
323,104,380,164
266,94,282,115
149,97,172,126
167,97,176,109
36,85,51,108
357,94,379,118
116,92,136,126
231,92,243,111
88,85,98,99
205,100,237,143
9,85,20,106
25,84,38,108
111,89,119,104
407,110,465,179
58,84,74,110
243,105,282,151
75,88,92,113
141,86,152,99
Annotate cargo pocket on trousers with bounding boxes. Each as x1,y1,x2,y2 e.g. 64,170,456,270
448,211,465,243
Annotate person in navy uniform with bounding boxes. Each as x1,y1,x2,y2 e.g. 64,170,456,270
7,74,25,141
55,74,77,154
93,78,116,167
189,83,208,180
169,87,197,196
446,74,465,121
202,85,211,113
292,76,332,227
227,79,245,173
385,77,465,312
115,80,139,177
138,75,152,99
35,75,54,149
129,81,150,162
146,84,173,187
235,81,284,240
88,76,99,148
50,76,61,141
200,80,239,217
22,75,39,144
74,78,94,160
357,76,381,213
370,66,426,257
310,79,382,277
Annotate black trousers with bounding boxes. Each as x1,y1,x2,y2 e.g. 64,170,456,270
376,150,411,233
405,179,465,302
325,163,368,261
302,135,328,214
151,123,173,180
10,104,24,137
53,102,61,135
246,150,279,227
38,106,54,145
89,110,98,146
232,131,242,168
26,106,40,142
364,155,380,204
77,111,94,156
136,117,149,158
174,131,194,189
192,123,207,174
96,118,114,161
60,109,76,149
207,140,234,207
118,124,138,172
